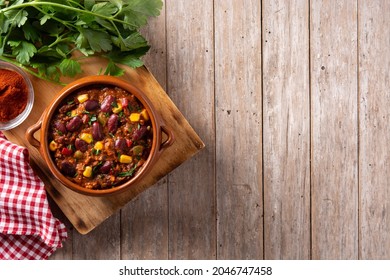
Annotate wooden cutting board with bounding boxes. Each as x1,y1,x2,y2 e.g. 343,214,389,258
2,59,204,234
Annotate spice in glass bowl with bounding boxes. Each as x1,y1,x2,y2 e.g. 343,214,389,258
0,68,29,122
0,61,34,130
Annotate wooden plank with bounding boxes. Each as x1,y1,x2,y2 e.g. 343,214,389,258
121,4,169,259
165,0,216,259
72,214,121,259
214,0,263,259
262,0,310,259
72,223,121,258
359,0,390,259
310,0,358,259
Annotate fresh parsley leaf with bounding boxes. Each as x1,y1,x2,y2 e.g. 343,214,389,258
59,58,82,77
107,50,146,68
91,2,118,17
104,60,125,76
121,0,163,28
0,12,10,36
11,40,37,64
117,165,137,177
79,28,112,52
127,0,163,17
0,0,163,84
22,21,40,42
92,148,101,156
4,8,28,28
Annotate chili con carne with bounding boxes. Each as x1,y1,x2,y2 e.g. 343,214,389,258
48,85,153,190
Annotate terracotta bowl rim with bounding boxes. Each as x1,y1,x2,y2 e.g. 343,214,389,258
40,75,163,196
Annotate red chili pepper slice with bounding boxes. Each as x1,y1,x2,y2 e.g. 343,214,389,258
126,139,133,148
61,147,73,156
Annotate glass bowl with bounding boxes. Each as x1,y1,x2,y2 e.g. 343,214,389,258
0,61,34,131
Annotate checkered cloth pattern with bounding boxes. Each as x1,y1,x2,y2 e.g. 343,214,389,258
0,132,67,260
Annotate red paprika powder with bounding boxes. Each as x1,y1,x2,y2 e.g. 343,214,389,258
0,69,28,122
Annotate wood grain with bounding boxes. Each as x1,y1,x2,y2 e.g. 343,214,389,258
359,0,390,259
72,213,121,259
262,0,310,259
166,0,216,259
310,0,358,259
214,0,263,259
3,0,390,260
121,4,169,259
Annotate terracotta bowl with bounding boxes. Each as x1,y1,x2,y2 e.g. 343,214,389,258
26,75,174,196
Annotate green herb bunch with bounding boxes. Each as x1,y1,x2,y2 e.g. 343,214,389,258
0,0,163,83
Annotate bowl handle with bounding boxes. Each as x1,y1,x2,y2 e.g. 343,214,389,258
26,117,43,149
160,125,175,152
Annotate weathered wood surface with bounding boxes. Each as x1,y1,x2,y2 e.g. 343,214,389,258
310,0,359,259
215,0,263,260
359,0,390,259
262,0,310,259
3,0,390,260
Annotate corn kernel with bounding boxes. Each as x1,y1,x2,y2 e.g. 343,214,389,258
49,140,58,151
77,93,89,103
70,110,78,117
80,133,93,144
119,155,132,164
112,101,123,114
141,109,149,120
83,166,92,177
94,141,103,151
129,113,140,122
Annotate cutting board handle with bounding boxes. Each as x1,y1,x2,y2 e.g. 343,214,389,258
160,125,175,152
26,117,43,149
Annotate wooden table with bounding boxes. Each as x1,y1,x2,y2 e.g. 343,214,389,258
5,0,390,260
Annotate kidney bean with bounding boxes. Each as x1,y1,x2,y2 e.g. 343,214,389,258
75,138,88,152
60,161,76,177
66,116,82,132
53,121,67,134
84,100,100,111
121,97,129,107
115,138,127,152
99,161,112,174
92,122,103,140
101,95,115,112
107,114,118,133
131,125,148,141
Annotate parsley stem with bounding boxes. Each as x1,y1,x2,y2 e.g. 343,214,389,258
48,33,72,49
1,2,138,28
33,6,76,31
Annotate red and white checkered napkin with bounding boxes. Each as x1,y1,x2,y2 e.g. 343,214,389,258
0,132,67,260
